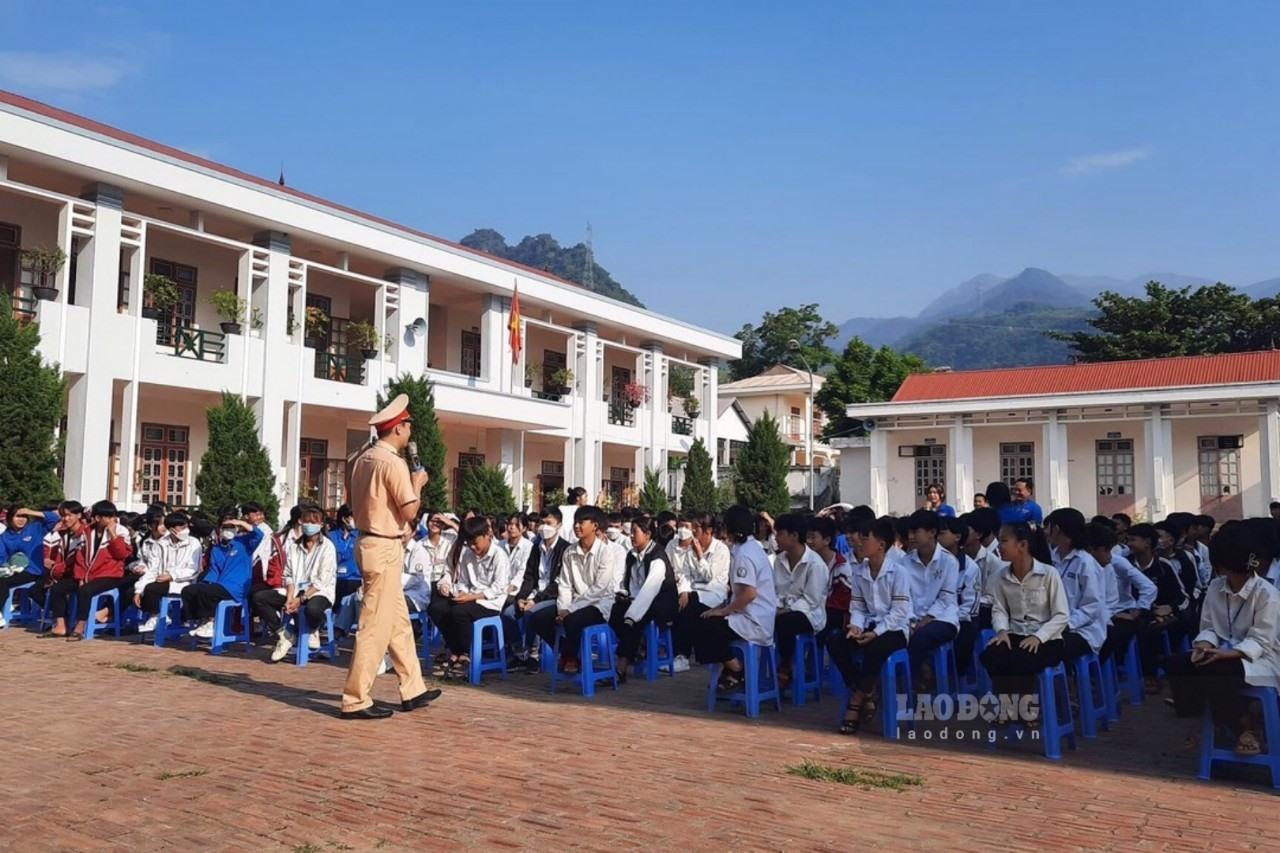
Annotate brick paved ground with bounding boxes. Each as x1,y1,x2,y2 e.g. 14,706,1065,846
1,628,1275,852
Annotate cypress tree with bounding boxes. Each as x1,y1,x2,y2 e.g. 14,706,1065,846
380,373,449,511
638,466,671,513
195,392,279,524
457,464,517,516
679,438,718,514
733,411,792,515
0,295,64,505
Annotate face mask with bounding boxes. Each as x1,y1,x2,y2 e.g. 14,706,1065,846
220,528,236,542
172,530,189,543
539,525,557,541
622,522,633,536
676,527,694,543
302,522,323,537
607,527,623,542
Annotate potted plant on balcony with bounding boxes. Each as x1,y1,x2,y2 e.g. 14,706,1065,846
623,381,649,409
305,306,329,343
549,367,575,400
21,245,67,301
348,319,380,360
142,272,179,320
682,394,701,419
209,289,246,334
524,360,541,389
251,306,264,333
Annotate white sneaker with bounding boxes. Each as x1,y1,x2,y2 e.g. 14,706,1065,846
673,655,691,674
308,630,320,651
190,620,215,639
138,615,158,633
0,614,7,630
377,654,391,675
271,630,295,662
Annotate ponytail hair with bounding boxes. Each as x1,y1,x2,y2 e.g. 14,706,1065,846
1001,521,1052,565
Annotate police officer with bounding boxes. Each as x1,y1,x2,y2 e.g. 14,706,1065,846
340,394,441,719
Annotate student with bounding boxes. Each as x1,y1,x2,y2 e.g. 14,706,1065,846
806,515,850,645
940,516,982,677
1007,478,1044,525
0,505,61,627
1187,514,1215,588
609,514,679,682
1271,501,1280,522
1166,520,1280,757
826,517,911,734
252,504,338,662
1045,508,1109,661
1155,519,1200,639
923,483,956,518
771,513,829,686
980,522,1069,711
181,512,263,638
1127,522,1187,691
425,516,512,678
694,505,778,694
984,481,1013,523
500,514,533,587
329,504,360,603
973,493,989,510
559,486,589,543
43,501,134,641
967,506,1004,629
654,511,679,551
132,513,202,632
755,511,777,558
1083,521,1155,663
117,511,162,606
240,501,277,588
401,534,433,615
668,511,731,671
902,509,960,685
530,505,619,673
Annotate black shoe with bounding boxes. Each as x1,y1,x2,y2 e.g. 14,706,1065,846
339,705,394,720
401,688,443,712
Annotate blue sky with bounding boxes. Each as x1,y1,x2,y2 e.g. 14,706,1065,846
3,1,1278,332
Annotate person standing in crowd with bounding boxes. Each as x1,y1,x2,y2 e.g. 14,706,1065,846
902,509,960,688
973,493,989,509
1008,478,1044,525
609,513,679,683
669,511,731,673
695,505,778,694
132,512,202,632
426,516,511,679
341,394,439,719
253,504,338,662
923,483,956,518
181,511,262,639
771,513,828,688
559,486,588,544
0,505,60,628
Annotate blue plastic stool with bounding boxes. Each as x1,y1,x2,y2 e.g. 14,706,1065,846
1198,686,1280,789
829,646,913,738
2,580,35,627
469,614,508,684
548,623,618,697
634,621,676,682
974,629,996,696
83,588,122,640
1070,653,1109,738
293,607,338,667
153,595,186,647
789,632,822,705
1100,655,1122,723
706,640,782,718
1114,634,1144,706
206,598,251,655
929,641,960,699
989,662,1076,760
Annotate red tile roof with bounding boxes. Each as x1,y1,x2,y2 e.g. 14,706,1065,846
0,89,584,292
891,350,1280,403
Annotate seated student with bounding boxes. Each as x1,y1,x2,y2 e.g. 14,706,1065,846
902,509,960,685
654,510,678,551
1189,514,1215,585
668,512,731,672
0,504,61,628
979,522,1070,716
329,504,360,604
252,505,337,662
806,515,851,645
1082,520,1156,663
941,516,982,677
755,511,777,559
529,505,620,673
524,511,540,542
132,513,203,632
923,482,956,518
510,509,569,671
1045,508,1109,661
826,516,911,735
401,534,432,616
694,505,778,694
118,510,162,607
891,516,911,562
609,514,679,682
1166,520,1280,757
966,507,1004,629
1126,522,1187,692
43,501,134,640
771,513,829,686
499,513,533,600
426,516,512,678
181,513,263,639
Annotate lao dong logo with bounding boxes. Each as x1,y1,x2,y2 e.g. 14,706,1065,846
895,692,1042,742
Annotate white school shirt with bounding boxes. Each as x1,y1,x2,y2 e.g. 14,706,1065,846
977,538,1008,607
1055,549,1109,653
251,521,275,577
1268,558,1280,586
605,538,629,592
622,541,669,623
990,560,1070,643
133,535,203,594
1108,553,1157,613
423,532,457,585
904,546,959,627
136,536,165,573
1196,574,1280,688
955,551,982,623
1195,541,1212,588
667,537,731,608
503,536,533,595
528,535,561,596
401,540,432,611
557,537,619,618
773,545,829,633
849,554,912,640
727,537,777,646
455,544,512,613
283,536,338,604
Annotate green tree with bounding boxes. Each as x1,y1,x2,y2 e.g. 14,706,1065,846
195,392,279,524
731,304,838,380
637,466,671,513
456,464,517,516
816,337,927,439
733,411,792,514
0,295,64,505
380,373,449,511
680,438,718,513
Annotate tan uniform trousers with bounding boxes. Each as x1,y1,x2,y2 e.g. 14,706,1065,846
341,536,427,711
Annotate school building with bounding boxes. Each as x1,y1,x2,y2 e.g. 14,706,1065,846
0,90,740,512
836,350,1280,521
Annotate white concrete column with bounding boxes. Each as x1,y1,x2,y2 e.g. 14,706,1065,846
1143,405,1175,520
0,155,7,181
573,323,601,496
62,183,124,501
1042,412,1071,511
949,417,974,513
642,342,665,473
119,225,148,510
385,268,429,378
499,429,523,495
480,293,505,391
869,427,890,515
1259,401,1280,515
699,358,719,481
252,231,293,496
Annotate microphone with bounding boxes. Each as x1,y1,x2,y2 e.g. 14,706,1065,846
407,440,424,473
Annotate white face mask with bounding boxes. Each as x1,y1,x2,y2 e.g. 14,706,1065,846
676,527,694,543
606,527,623,542
539,524,558,541
220,528,236,542
172,530,189,543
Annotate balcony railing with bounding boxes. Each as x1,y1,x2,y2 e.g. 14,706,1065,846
671,415,693,436
172,327,226,363
315,352,366,385
532,389,567,402
608,402,636,427
10,293,36,323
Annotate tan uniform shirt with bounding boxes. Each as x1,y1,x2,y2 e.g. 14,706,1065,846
350,441,416,537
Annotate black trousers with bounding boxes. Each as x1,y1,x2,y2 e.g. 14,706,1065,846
336,577,361,602
827,628,908,694
693,614,748,666
956,619,980,677
608,590,679,662
979,635,1066,697
77,577,122,621
137,581,171,615
181,582,234,622
907,619,958,673
1099,616,1141,663
116,572,144,602
529,602,608,659
251,588,332,635
1165,652,1251,726
47,577,77,619
1139,617,1177,677
774,609,817,662
1062,629,1094,661
426,596,500,656
673,592,709,658
0,571,43,606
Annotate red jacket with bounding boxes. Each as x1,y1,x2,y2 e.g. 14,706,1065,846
253,533,286,589
54,530,133,582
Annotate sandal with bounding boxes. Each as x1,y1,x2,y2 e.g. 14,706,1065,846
718,669,744,694
449,657,471,679
66,633,84,642
839,696,865,735
431,656,452,678
1235,731,1263,757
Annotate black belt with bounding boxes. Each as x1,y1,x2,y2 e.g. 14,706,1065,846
359,530,402,539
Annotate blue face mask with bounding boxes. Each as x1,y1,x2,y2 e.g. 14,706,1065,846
302,522,323,537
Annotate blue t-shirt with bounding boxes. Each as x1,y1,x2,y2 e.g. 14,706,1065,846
936,504,956,518
0,511,59,575
998,500,1043,525
834,534,852,560
329,529,359,578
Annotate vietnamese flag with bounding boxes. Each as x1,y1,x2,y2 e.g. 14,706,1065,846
509,284,522,364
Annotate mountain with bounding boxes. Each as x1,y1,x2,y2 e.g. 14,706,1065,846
833,315,928,349
977,267,1091,313
1246,277,1280,298
894,303,1093,370
918,273,1008,319
459,228,644,307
